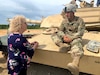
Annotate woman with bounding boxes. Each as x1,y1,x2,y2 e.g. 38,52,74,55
7,15,39,75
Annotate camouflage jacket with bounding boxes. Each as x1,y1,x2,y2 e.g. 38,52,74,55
59,16,85,40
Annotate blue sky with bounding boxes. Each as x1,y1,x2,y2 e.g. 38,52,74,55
0,0,97,24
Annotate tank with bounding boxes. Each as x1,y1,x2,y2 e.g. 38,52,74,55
1,7,100,75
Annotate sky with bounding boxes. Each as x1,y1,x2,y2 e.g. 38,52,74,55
0,0,97,24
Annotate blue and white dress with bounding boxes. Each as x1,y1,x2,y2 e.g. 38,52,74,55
7,33,34,75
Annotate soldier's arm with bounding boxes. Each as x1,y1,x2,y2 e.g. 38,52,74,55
59,20,65,31
59,20,66,36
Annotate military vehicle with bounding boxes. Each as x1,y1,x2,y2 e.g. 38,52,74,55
0,6,100,75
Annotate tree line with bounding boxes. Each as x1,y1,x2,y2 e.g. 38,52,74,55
0,24,41,29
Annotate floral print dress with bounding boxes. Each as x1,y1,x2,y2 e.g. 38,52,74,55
7,33,34,75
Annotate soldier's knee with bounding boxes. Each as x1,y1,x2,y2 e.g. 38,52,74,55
70,45,84,57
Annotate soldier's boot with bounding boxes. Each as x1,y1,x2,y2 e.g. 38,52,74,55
56,42,71,53
67,56,80,75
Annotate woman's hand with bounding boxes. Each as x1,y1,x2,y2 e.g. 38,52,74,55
10,66,14,70
31,41,39,50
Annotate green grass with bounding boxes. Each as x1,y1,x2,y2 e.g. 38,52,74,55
0,24,41,29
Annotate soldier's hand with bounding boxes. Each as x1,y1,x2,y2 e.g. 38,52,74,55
63,36,72,43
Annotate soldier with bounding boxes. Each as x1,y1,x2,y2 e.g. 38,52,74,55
97,0,100,7
51,4,85,75
79,0,94,8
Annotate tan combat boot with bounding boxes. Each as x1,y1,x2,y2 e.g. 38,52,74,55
56,42,71,53
67,56,80,75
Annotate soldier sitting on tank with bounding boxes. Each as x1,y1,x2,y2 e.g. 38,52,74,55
51,4,85,75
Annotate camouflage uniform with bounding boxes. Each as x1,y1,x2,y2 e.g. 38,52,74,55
51,16,85,57
53,4,85,75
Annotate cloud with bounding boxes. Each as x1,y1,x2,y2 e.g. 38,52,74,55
0,0,66,24
0,0,97,24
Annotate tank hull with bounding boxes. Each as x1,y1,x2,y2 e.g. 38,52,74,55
27,33,100,75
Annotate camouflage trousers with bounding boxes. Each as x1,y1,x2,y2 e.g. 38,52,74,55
51,31,84,58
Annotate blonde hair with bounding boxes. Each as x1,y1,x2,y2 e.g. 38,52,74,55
8,15,26,33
